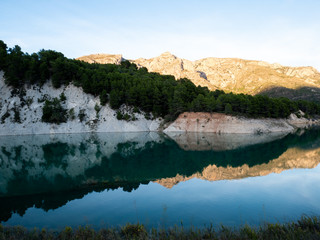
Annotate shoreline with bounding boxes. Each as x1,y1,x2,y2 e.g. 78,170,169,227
1,215,320,239
0,113,318,136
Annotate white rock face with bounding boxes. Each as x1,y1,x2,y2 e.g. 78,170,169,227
0,72,161,136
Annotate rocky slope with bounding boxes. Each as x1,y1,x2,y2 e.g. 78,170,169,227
155,146,320,188
0,72,160,135
77,52,320,96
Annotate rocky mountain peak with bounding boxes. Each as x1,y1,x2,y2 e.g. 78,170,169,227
77,53,320,99
158,51,177,59
77,53,123,65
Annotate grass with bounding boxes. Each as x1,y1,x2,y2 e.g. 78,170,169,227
1,216,320,239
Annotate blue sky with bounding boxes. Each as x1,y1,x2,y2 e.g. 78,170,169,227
1,0,319,70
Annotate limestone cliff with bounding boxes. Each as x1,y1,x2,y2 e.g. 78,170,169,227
0,72,160,135
77,52,320,96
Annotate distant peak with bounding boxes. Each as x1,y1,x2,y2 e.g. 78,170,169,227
159,52,177,58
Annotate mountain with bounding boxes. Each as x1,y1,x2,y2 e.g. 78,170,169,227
77,53,124,65
77,52,320,101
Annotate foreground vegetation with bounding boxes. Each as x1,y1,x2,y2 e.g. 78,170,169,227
1,40,320,123
1,216,320,240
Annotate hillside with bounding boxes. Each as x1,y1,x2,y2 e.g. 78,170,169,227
2,39,320,132
78,52,320,101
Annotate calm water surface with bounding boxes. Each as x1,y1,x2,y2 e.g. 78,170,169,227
1,129,320,229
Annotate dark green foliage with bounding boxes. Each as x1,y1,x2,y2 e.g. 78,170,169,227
0,40,7,71
225,103,232,114
116,110,123,120
99,89,108,105
1,111,10,124
41,98,67,124
13,104,21,123
68,108,75,120
94,103,101,118
116,110,134,121
59,92,66,102
78,109,86,122
1,40,320,121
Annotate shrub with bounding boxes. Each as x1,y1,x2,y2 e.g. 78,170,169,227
116,110,123,120
68,108,75,120
13,104,21,123
121,223,146,239
59,92,66,102
78,109,86,122
94,103,101,118
1,110,10,124
41,98,67,124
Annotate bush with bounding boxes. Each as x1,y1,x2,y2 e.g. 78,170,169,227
116,110,123,120
78,109,86,122
41,98,67,124
68,108,75,120
94,103,101,118
59,92,66,102
13,104,21,123
1,110,10,123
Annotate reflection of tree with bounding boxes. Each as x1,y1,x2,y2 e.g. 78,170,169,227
1,129,320,222
41,142,71,169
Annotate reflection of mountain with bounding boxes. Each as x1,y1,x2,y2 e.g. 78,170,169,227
156,147,320,188
0,129,320,222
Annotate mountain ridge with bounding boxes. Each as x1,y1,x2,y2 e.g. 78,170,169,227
77,52,320,99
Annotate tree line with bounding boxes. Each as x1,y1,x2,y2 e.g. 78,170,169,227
1,40,320,121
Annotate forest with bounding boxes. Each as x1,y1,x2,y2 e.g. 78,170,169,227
1,40,320,122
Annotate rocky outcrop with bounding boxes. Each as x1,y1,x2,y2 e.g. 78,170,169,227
77,53,124,65
164,112,305,134
78,52,320,95
155,147,320,188
0,72,161,135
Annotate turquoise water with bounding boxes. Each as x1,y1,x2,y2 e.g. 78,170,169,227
0,129,320,229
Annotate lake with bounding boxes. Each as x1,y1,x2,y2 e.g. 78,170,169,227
1,129,320,230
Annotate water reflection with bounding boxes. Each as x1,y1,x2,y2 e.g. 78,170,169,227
0,129,320,226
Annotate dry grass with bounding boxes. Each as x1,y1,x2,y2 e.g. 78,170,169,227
1,216,320,239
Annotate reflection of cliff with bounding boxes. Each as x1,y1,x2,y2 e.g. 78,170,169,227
155,147,320,188
1,129,320,222
166,131,289,151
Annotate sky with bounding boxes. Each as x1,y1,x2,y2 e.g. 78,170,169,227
1,0,320,70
